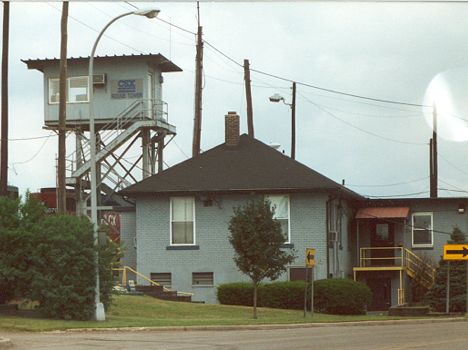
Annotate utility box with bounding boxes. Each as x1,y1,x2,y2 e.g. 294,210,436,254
22,54,182,130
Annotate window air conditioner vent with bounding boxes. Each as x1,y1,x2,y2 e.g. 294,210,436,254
93,74,106,86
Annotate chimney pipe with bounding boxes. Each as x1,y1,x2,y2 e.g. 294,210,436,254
225,111,240,147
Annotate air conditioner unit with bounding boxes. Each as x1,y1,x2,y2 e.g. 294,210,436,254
93,73,106,86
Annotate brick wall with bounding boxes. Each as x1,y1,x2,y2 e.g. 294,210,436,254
135,193,329,304
224,112,240,147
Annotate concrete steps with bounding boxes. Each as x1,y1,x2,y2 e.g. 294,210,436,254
135,285,192,303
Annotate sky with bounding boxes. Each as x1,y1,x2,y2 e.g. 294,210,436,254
4,1,468,199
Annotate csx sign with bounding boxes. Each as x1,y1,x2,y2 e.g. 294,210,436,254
117,79,136,93
111,78,143,99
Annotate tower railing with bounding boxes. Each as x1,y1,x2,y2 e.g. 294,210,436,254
66,99,167,177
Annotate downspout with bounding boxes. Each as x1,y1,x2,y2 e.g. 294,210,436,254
326,196,331,278
337,198,343,278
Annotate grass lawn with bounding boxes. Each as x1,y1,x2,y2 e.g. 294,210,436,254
0,295,418,332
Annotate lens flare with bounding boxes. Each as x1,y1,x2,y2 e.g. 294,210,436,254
423,68,468,142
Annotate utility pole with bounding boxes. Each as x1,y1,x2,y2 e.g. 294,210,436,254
57,1,68,213
429,138,434,196
291,82,296,160
244,59,254,138
192,2,203,158
0,2,10,197
431,106,438,198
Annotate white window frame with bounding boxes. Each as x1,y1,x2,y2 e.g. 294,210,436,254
265,194,291,244
411,212,433,248
48,76,90,104
169,196,196,246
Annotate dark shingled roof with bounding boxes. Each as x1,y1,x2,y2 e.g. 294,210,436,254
121,134,362,199
22,53,182,73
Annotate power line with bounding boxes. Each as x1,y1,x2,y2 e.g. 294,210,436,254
302,101,423,119
365,190,430,198
347,176,429,188
12,135,51,165
1,134,56,142
173,140,190,159
251,67,430,108
46,3,144,54
439,153,468,178
299,92,427,146
86,3,194,47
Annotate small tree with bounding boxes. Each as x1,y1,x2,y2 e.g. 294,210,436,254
425,226,466,312
228,199,295,319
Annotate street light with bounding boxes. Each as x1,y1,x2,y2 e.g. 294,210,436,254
269,82,297,159
88,7,160,322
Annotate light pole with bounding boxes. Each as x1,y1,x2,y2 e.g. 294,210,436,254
269,82,296,159
88,8,160,321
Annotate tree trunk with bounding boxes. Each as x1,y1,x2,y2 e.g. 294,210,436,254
253,282,257,319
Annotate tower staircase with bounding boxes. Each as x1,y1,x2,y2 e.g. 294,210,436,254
65,99,175,210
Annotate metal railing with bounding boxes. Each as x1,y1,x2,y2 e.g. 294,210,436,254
404,248,435,289
358,246,435,286
113,265,193,296
359,247,404,268
66,99,168,177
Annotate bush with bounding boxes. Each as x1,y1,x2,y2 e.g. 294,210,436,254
217,282,253,306
218,278,372,314
218,281,309,310
314,278,371,315
29,215,97,320
0,196,120,320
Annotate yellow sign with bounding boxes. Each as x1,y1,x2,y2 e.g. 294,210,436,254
306,248,315,267
443,244,468,261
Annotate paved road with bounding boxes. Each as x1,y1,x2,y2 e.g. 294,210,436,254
3,321,468,350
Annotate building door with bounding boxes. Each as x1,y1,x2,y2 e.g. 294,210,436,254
370,222,394,266
367,277,392,311
147,72,154,118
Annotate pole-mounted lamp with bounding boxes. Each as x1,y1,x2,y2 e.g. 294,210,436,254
88,7,160,322
269,82,297,159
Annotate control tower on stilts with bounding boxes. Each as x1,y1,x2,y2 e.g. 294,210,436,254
23,54,182,215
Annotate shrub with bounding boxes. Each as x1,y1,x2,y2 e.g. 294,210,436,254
218,278,372,315
314,278,371,315
217,282,253,306
218,281,307,310
29,215,97,320
0,194,120,319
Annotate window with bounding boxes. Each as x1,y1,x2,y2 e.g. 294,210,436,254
412,213,433,247
48,76,89,104
376,223,389,241
48,78,60,104
265,195,290,243
170,197,195,245
150,272,171,288
192,272,213,286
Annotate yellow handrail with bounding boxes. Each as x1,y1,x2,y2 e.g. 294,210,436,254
113,266,194,296
404,248,435,287
359,247,404,267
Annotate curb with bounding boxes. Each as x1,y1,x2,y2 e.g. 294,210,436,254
63,317,467,333
0,337,12,349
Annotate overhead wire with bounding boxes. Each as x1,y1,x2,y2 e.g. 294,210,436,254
12,134,51,166
346,176,429,188
1,134,56,142
46,2,144,54
364,190,430,198
298,92,427,146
